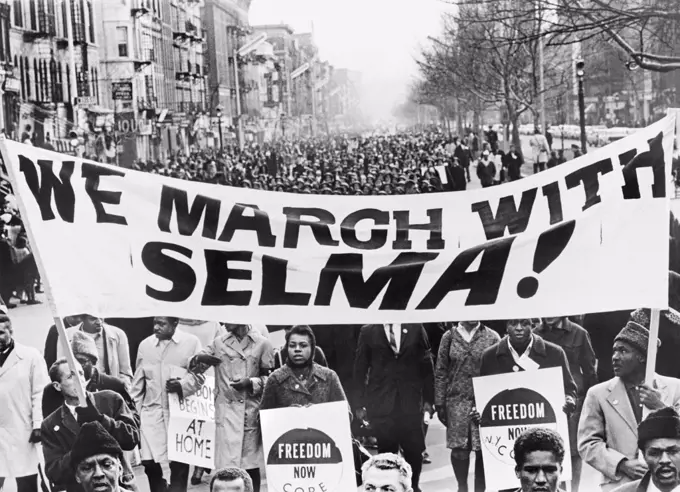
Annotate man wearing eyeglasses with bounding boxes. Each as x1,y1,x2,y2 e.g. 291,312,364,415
612,407,680,492
361,453,413,492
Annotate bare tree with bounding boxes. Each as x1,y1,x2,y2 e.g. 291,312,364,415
452,0,680,72
417,3,571,150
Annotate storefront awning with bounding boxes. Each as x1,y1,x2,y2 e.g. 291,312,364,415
85,105,114,115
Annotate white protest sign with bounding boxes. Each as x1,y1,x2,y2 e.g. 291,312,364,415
473,367,571,490
0,116,673,323
167,376,216,468
260,401,355,492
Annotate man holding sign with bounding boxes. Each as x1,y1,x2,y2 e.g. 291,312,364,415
131,316,203,492
190,323,274,492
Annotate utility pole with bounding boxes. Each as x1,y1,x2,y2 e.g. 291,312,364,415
64,0,79,130
576,59,587,154
537,0,546,134
233,47,243,151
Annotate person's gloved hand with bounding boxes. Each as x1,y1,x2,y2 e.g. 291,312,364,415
166,378,183,398
28,429,41,443
436,407,447,426
76,395,103,425
194,354,222,366
230,378,253,392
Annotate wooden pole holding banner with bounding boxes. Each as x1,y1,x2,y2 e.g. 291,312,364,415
645,309,661,385
0,137,87,406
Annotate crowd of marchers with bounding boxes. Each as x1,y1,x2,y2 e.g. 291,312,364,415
3,297,680,492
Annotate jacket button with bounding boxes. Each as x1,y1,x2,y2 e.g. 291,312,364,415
239,399,244,403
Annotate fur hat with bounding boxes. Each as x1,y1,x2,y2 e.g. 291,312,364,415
638,406,680,450
71,422,123,470
615,321,659,355
71,331,98,363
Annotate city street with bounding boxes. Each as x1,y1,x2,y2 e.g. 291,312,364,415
5,135,617,492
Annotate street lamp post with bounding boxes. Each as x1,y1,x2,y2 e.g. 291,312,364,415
216,105,224,150
576,58,587,154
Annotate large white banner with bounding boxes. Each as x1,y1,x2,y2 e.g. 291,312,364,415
260,402,356,492
167,376,216,468
0,116,673,323
473,368,571,490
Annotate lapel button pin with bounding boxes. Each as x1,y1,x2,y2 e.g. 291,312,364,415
402,329,407,334
513,366,519,372
54,425,59,432
613,400,618,405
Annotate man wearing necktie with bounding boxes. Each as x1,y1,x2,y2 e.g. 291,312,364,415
353,322,435,492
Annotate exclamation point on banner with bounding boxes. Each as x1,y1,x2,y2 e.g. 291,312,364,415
517,220,577,299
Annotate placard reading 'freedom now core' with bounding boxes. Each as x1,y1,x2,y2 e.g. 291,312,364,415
0,116,673,323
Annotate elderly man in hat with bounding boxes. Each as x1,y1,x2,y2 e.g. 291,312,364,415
58,315,132,388
612,407,680,492
578,321,680,492
42,358,139,492
43,331,136,420
71,422,127,492
0,304,49,492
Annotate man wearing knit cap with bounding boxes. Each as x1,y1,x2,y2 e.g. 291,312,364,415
42,331,136,420
71,422,126,492
612,407,680,492
578,321,680,492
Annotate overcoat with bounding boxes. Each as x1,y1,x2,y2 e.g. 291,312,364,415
194,328,274,469
578,374,680,492
58,323,133,386
261,363,347,410
0,343,49,477
435,325,500,450
131,331,202,463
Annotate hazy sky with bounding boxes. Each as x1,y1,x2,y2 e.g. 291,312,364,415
249,0,451,121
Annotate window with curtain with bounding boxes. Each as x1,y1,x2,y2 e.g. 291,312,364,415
24,57,31,100
50,60,57,102
57,62,63,102
87,0,93,43
117,26,128,57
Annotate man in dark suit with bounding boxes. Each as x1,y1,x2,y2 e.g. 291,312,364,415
353,323,435,492
41,358,139,492
42,331,136,419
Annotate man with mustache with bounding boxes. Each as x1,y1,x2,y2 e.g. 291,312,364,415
578,321,680,492
612,407,680,492
71,422,127,492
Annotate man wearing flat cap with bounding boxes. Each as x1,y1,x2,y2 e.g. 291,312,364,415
71,422,128,492
578,321,680,492
612,407,680,492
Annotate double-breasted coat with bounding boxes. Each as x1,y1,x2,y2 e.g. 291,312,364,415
435,325,500,450
0,343,49,477
193,327,274,469
131,330,203,463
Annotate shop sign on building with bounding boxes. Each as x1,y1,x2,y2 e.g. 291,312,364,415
112,82,133,101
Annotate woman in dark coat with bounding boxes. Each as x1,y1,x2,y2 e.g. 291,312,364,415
261,324,347,410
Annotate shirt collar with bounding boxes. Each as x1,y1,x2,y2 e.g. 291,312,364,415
155,332,180,346
508,334,534,359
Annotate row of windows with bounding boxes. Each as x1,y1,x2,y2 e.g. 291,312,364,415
12,0,95,45
15,54,98,104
